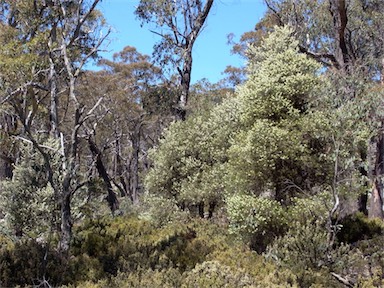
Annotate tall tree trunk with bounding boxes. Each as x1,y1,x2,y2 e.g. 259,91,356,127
88,137,119,213
58,189,72,254
113,136,128,197
329,0,351,70
130,121,142,204
48,22,59,138
0,112,17,180
0,155,13,180
48,60,59,138
368,130,384,219
177,50,192,121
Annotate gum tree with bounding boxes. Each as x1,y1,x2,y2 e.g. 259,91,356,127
135,0,214,120
262,0,384,219
0,0,110,253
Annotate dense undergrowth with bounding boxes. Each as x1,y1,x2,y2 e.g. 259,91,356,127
0,209,383,287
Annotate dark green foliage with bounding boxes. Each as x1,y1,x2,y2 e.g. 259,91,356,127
0,238,65,287
70,215,230,277
0,215,300,287
355,235,384,287
338,212,384,244
142,85,179,116
67,215,298,287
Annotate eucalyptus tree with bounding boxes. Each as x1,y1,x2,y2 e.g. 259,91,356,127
80,46,165,204
0,0,110,252
260,0,384,219
135,0,214,120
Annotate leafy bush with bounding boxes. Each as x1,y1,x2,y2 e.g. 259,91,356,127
226,194,287,252
355,235,384,287
110,268,183,288
137,193,190,227
0,238,65,287
71,216,231,279
266,222,339,287
0,140,60,238
182,260,256,287
337,212,384,244
210,246,298,287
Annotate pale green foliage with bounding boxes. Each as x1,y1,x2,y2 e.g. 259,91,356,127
266,223,334,287
145,97,241,207
0,139,61,237
300,73,371,212
226,194,287,252
227,26,320,196
287,193,331,227
0,25,47,90
112,268,183,288
227,194,286,237
227,119,304,195
182,260,256,287
138,194,190,227
145,27,321,206
239,26,320,124
265,223,367,287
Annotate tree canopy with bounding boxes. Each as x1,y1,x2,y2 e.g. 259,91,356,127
0,1,383,287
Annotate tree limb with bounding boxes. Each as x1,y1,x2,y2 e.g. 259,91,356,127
330,272,354,288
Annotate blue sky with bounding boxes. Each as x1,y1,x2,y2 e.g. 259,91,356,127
97,0,266,83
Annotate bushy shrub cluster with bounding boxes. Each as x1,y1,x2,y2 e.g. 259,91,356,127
0,214,300,287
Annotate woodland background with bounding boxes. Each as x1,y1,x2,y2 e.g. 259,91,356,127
0,0,383,287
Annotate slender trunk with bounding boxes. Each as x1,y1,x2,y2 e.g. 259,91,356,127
49,59,59,138
198,201,204,218
117,161,128,198
177,51,192,121
88,137,119,213
368,131,384,219
130,122,141,204
58,183,72,254
208,201,216,219
48,21,59,138
114,136,127,197
0,155,13,180
0,113,17,180
328,0,350,70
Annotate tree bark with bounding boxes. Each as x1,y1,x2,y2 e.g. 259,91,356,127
0,112,17,180
58,189,72,254
130,121,142,204
48,22,59,138
0,155,13,180
88,137,119,213
328,0,350,70
138,0,214,121
369,180,384,219
177,0,214,121
177,50,192,120
368,130,384,219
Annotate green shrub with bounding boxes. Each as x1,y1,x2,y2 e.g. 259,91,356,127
182,260,256,287
111,268,183,288
337,212,384,244
226,194,287,252
0,238,65,287
354,235,384,286
71,216,229,281
210,247,298,287
137,193,190,227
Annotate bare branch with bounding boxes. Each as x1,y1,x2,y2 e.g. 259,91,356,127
67,0,102,48
298,45,340,68
330,272,354,288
